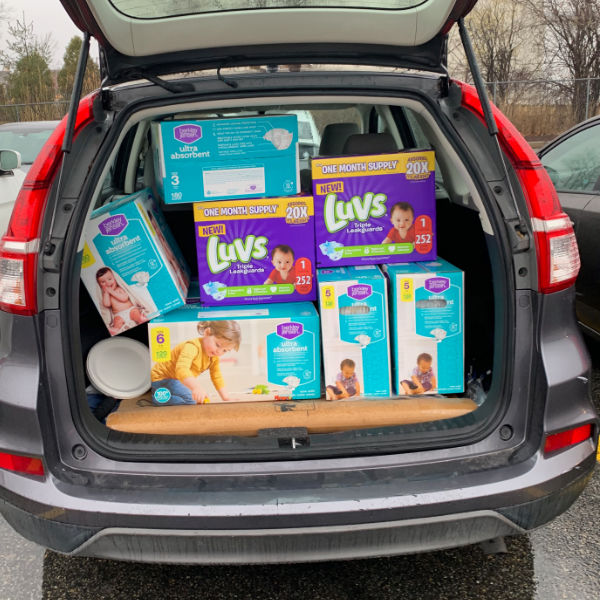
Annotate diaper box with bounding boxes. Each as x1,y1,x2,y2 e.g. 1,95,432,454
312,150,436,267
81,188,190,336
317,265,391,398
152,115,299,204
148,302,321,404
194,196,316,305
384,259,464,395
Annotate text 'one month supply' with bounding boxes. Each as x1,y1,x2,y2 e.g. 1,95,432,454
317,265,391,398
312,150,436,267
152,115,299,204
81,188,189,336
194,196,316,305
148,303,321,404
384,259,464,395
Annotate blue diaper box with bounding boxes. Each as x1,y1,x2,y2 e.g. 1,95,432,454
384,259,464,395
148,302,321,403
81,188,190,336
317,265,391,398
151,115,299,204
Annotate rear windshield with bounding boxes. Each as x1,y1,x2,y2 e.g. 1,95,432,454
111,0,427,19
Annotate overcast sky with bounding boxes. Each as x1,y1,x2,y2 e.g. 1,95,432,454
1,0,100,69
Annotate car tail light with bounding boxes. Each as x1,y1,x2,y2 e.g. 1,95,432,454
458,81,580,294
544,423,593,455
0,93,97,315
0,451,45,476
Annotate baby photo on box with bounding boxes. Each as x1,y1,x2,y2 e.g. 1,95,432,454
312,150,436,267
384,259,464,395
148,303,321,404
317,265,391,398
80,188,189,336
194,196,316,305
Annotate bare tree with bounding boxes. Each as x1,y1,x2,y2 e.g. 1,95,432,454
448,0,544,104
525,0,600,122
0,14,55,69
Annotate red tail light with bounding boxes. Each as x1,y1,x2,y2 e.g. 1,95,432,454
458,82,580,294
0,93,97,315
544,424,593,455
0,451,45,476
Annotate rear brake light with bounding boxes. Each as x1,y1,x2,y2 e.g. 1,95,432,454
531,215,580,294
0,93,97,315
0,451,45,476
544,424,593,455
458,81,580,294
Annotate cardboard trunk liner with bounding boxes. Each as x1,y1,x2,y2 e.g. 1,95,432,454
106,395,477,436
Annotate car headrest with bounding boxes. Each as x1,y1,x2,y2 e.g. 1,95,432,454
319,122,360,156
342,132,397,155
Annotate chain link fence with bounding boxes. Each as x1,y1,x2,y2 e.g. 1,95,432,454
486,77,600,140
0,101,70,123
1,77,599,139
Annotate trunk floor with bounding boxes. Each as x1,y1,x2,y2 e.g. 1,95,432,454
106,395,477,436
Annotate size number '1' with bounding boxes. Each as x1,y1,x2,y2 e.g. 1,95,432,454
414,215,433,254
294,257,313,295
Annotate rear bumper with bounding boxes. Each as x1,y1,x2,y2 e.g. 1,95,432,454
0,443,595,563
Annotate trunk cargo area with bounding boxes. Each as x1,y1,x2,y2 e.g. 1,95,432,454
73,89,500,444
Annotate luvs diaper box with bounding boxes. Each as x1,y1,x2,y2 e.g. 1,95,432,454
317,265,391,398
152,115,299,204
148,302,320,404
194,196,316,305
312,150,436,267
384,259,464,395
81,188,190,336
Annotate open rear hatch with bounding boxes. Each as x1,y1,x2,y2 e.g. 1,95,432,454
60,0,478,82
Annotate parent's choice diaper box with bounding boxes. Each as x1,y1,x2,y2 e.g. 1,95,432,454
194,196,316,305
81,188,190,336
384,259,464,395
148,302,321,404
312,150,436,267
152,115,299,204
317,265,391,398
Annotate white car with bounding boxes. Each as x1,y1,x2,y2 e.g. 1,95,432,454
0,121,59,233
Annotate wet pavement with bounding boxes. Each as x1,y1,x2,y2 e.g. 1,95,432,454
1,349,599,600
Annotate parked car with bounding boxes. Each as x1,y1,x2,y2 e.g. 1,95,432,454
0,121,59,233
538,115,600,338
0,0,597,565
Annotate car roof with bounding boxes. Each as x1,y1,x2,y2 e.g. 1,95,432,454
0,121,60,133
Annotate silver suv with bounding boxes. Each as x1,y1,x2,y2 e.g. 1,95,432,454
0,0,597,563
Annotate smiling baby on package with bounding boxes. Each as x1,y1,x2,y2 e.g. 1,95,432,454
312,150,436,266
194,196,316,305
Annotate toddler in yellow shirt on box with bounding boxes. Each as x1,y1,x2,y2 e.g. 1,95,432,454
151,320,241,405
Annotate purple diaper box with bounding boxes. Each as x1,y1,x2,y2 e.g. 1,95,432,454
194,196,316,305
312,150,436,267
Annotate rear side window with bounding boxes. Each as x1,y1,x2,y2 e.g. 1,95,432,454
111,1,428,19
541,126,600,194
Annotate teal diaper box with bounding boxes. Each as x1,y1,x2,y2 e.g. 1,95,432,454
317,265,391,398
148,302,320,404
384,259,464,395
151,115,299,204
81,188,190,336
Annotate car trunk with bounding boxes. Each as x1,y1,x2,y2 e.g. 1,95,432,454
57,68,514,459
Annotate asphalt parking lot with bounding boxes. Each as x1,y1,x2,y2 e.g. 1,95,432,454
1,347,598,600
